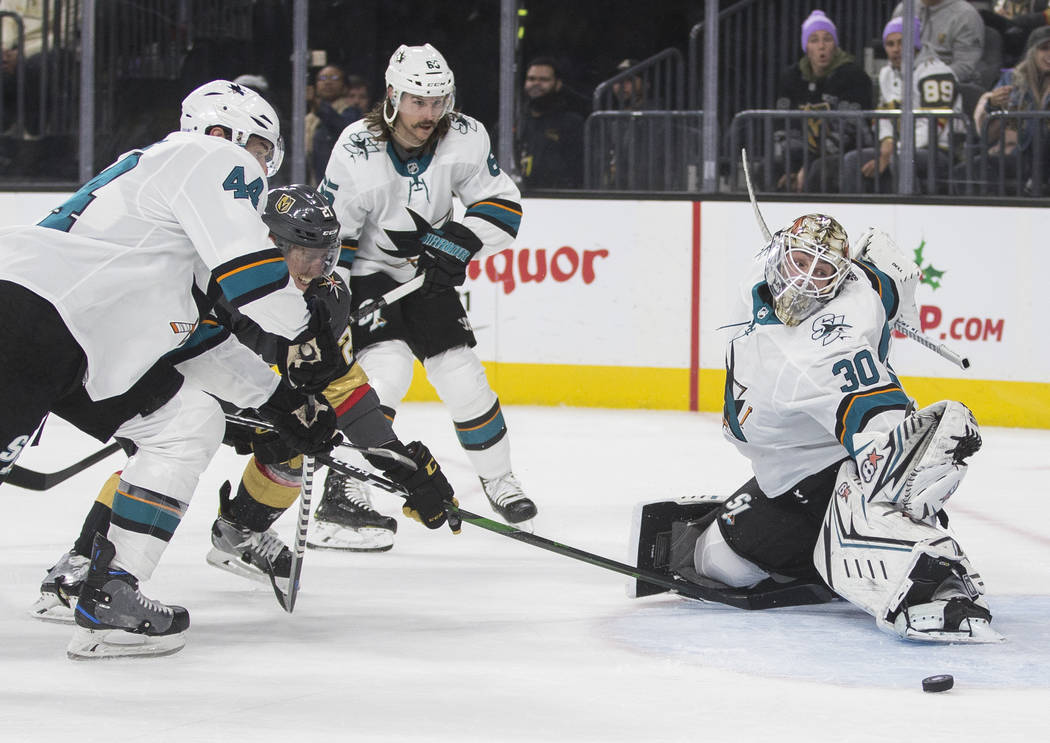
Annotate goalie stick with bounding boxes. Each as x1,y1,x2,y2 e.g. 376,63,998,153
317,453,830,610
740,148,970,370
5,442,122,491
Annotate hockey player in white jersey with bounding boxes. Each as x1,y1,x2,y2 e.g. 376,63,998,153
630,214,999,643
315,42,533,550
0,81,347,658
30,185,459,628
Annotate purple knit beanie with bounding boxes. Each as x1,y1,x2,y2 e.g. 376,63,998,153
883,16,922,50
801,10,838,51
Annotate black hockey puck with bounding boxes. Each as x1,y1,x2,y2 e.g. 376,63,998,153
921,674,954,693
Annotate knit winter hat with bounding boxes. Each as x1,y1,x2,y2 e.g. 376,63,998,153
1026,25,1050,52
882,16,922,50
801,10,838,51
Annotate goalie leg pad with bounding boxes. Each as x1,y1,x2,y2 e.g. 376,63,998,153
852,400,981,521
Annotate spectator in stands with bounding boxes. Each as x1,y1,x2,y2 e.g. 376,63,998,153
771,9,875,192
1,0,44,135
986,1,1050,65
838,15,962,194
305,65,367,184
611,58,659,111
517,56,585,189
958,24,1050,193
891,0,984,84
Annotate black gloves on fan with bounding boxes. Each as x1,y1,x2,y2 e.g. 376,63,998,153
258,384,342,457
277,296,350,393
415,220,482,298
374,441,459,532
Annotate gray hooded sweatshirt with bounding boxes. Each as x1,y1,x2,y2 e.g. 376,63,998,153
891,0,984,83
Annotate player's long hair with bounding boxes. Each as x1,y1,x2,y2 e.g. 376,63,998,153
363,98,455,144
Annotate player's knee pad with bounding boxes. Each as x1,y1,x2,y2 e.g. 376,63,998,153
851,400,981,522
116,387,226,503
423,345,496,419
693,521,771,588
815,460,987,622
357,340,415,410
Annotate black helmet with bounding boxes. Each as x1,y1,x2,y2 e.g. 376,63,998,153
263,184,340,253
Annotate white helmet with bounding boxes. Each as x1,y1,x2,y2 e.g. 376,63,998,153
180,79,284,177
764,214,852,326
384,43,456,125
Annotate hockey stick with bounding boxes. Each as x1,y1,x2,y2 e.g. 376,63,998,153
347,275,424,324
269,454,315,612
740,148,970,370
316,453,827,609
223,411,416,469
5,442,123,491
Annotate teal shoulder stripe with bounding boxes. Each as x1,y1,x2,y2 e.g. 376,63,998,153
836,384,910,457
338,245,357,269
854,260,900,323
217,260,289,304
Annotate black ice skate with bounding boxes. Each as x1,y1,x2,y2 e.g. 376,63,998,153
480,472,536,524
206,511,292,585
29,549,90,624
67,534,189,660
308,469,397,551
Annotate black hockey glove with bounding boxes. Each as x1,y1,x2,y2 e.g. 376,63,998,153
378,441,459,533
415,220,482,298
258,385,342,457
277,296,350,393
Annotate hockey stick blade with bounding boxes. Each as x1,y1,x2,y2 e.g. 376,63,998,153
315,454,827,609
5,442,123,491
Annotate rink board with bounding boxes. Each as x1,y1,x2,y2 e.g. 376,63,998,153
2,192,1047,427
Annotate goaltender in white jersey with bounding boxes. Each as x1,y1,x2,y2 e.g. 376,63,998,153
630,215,1000,644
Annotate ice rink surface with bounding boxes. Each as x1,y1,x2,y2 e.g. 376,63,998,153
2,403,1048,742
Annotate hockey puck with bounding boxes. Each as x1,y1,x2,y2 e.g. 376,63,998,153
921,674,954,693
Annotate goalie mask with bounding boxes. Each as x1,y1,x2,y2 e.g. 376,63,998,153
180,80,285,177
263,185,340,289
383,43,456,126
764,213,851,326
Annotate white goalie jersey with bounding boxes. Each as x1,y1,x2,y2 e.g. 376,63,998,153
319,113,522,283
721,255,913,496
0,132,309,400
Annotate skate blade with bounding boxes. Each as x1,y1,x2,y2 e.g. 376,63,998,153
205,548,270,584
28,594,76,624
306,523,394,552
66,626,186,660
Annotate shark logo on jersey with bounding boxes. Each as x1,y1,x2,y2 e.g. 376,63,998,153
448,114,476,136
340,132,380,162
811,313,850,345
382,208,445,259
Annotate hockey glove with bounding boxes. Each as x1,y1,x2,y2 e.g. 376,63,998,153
277,297,350,393
415,220,482,298
854,227,922,330
258,384,342,457
380,441,459,533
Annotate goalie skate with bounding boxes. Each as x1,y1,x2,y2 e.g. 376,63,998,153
68,534,189,660
308,470,397,551
29,549,89,624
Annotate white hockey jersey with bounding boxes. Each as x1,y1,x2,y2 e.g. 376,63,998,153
876,55,962,151
0,132,309,400
319,113,522,283
721,257,912,496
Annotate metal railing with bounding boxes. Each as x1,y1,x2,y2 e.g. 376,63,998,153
584,110,704,191
591,48,685,112
728,109,977,196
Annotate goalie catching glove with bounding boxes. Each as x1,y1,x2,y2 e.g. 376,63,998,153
415,219,482,298
854,227,922,329
258,384,342,457
277,287,351,393
367,441,459,532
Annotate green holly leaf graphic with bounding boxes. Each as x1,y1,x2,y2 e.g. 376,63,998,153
913,240,944,290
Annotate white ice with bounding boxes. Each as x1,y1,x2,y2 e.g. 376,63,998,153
2,404,1048,742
